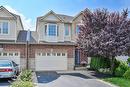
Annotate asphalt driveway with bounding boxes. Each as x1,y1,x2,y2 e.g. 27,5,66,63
0,79,12,87
36,71,114,87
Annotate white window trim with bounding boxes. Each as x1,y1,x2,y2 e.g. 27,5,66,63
0,21,10,35
45,23,58,36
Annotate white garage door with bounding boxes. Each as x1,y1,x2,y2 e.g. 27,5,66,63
35,52,67,71
0,52,20,66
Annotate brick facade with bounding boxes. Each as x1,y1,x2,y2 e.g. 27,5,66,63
1,44,75,70
2,44,75,59
28,44,75,58
3,44,26,58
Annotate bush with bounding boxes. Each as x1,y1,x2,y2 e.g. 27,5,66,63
20,70,32,81
127,57,130,63
90,55,110,70
11,81,34,87
115,61,129,77
113,59,120,72
123,68,130,79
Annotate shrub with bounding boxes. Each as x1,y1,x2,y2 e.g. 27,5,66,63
123,68,130,79
90,55,110,70
127,57,130,63
20,70,32,81
11,81,34,87
115,61,129,77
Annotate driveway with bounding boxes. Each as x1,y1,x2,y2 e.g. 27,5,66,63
0,79,12,87
35,71,114,87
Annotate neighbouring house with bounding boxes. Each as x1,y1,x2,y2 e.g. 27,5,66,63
0,6,87,71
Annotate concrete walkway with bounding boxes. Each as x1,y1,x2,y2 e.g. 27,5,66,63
33,71,116,87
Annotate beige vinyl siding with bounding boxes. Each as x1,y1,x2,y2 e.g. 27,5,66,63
0,20,16,40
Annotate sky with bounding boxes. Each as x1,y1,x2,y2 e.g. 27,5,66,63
0,0,130,31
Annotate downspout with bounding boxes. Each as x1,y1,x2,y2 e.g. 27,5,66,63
26,29,30,69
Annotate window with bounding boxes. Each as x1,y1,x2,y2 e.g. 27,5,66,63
57,53,61,56
14,53,18,56
65,24,69,36
0,23,1,34
47,53,50,56
9,53,13,56
42,53,46,56
57,25,59,36
3,22,8,34
3,53,7,56
76,25,80,34
48,24,57,36
45,25,47,36
37,53,41,56
62,53,66,56
0,22,9,34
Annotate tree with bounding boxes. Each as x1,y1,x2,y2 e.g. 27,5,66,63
77,8,130,74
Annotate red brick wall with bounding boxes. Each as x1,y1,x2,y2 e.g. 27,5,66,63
79,50,88,63
2,44,75,59
3,44,26,58
29,44,75,58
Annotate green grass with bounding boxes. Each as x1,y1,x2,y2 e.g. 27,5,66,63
103,77,130,87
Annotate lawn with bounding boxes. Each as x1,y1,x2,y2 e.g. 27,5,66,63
103,77,130,87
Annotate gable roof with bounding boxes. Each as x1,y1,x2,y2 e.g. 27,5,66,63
72,11,83,21
57,14,74,23
37,10,64,22
0,6,24,29
0,6,17,19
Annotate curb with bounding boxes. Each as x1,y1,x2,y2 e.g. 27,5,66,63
32,72,38,87
97,79,118,87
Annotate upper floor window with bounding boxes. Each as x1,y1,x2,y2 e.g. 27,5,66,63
48,24,57,36
65,24,69,36
44,23,58,36
0,22,9,34
76,25,80,34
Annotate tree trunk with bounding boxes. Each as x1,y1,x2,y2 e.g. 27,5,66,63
110,57,115,76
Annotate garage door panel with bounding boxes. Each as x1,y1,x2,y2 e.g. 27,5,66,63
35,52,67,71
0,52,20,66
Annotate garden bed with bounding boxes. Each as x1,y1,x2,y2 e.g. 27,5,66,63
11,70,34,87
103,77,130,87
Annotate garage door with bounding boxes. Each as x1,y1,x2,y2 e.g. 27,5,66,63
35,52,67,71
0,52,20,66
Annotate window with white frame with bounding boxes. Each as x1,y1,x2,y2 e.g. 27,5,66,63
65,24,69,36
44,24,58,36
48,24,57,36
0,22,9,34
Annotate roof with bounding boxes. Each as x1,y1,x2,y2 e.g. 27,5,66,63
38,41,75,45
37,10,64,22
57,14,74,23
17,30,27,43
0,6,24,29
17,30,38,43
72,11,83,21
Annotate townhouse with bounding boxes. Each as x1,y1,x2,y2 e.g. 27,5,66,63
0,6,86,71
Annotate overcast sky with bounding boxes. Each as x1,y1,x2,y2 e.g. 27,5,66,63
0,0,130,31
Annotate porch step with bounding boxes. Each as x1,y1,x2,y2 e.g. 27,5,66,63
74,65,87,70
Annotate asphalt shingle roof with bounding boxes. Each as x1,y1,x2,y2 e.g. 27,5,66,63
57,14,74,23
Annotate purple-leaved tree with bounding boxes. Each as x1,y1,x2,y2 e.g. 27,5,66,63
77,8,130,74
